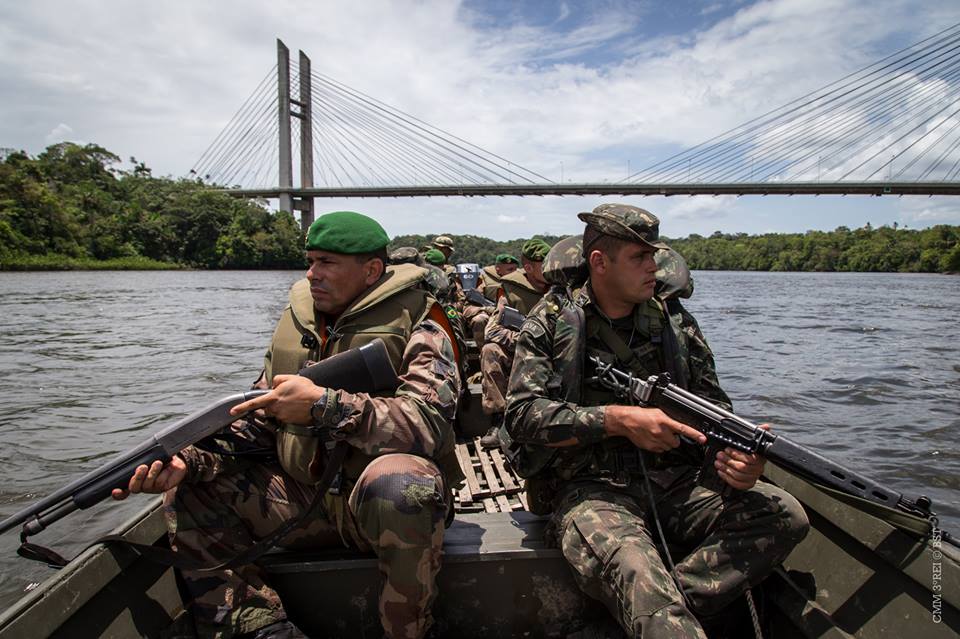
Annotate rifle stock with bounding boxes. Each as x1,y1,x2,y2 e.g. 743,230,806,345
500,306,525,331
1,339,398,538
465,287,496,308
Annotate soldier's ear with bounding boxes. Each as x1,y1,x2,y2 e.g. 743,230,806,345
365,258,385,284
587,249,607,274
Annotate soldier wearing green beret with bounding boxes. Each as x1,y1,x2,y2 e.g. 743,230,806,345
502,203,808,637
424,248,447,267
116,211,465,639
478,237,552,449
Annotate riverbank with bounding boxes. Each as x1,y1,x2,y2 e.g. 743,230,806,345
0,254,181,271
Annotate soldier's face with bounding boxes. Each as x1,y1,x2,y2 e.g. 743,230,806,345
495,262,518,277
524,260,547,292
606,243,658,304
305,250,383,316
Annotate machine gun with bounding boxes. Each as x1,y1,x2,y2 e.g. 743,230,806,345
1,340,398,539
588,356,942,533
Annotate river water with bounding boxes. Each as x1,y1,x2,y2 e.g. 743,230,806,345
0,269,957,612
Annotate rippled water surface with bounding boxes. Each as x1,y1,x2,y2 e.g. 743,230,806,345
0,269,957,611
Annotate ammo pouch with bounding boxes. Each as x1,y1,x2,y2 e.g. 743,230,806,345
524,475,556,516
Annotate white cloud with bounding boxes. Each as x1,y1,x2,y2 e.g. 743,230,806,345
44,123,74,144
1,0,959,235
497,214,527,224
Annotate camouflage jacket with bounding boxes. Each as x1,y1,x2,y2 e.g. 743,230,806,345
180,290,462,487
502,280,730,482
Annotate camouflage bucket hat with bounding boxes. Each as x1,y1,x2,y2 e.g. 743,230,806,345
543,234,588,288
578,203,670,251
432,235,455,249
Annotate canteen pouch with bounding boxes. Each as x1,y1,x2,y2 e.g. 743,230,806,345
276,424,324,486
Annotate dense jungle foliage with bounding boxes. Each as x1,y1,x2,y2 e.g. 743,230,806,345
393,225,960,273
2,143,958,272
0,143,303,270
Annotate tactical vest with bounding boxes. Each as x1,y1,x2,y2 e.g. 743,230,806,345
481,265,504,301
264,263,463,486
499,270,545,315
505,285,690,483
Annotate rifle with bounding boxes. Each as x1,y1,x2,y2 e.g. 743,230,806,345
587,356,940,530
465,287,496,308
1,339,398,539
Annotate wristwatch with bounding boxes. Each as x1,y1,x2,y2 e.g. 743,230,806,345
310,391,329,426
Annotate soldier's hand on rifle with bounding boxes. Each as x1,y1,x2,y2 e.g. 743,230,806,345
230,374,326,425
111,456,188,500
715,423,769,490
604,406,707,453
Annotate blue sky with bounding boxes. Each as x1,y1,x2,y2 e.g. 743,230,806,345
1,0,959,240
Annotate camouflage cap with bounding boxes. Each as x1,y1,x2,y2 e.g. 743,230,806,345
654,247,694,300
578,203,669,251
424,248,447,266
521,238,552,262
389,246,423,266
432,235,455,250
543,234,587,288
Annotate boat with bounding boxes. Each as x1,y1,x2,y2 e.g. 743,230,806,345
0,379,956,639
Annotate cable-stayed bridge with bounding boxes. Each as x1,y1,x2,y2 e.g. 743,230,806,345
192,26,960,229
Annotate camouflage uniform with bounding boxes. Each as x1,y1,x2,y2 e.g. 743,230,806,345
170,271,462,639
480,271,546,416
503,214,809,638
461,302,491,345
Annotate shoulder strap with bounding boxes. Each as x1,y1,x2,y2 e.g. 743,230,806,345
592,319,644,373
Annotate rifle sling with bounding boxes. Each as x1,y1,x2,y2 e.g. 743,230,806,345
17,441,349,572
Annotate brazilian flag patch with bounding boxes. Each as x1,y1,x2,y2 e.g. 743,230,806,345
446,307,460,319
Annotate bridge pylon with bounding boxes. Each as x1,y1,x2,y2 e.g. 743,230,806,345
277,39,315,233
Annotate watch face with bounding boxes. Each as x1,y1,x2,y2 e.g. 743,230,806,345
311,397,326,423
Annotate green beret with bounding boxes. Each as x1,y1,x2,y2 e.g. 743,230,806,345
495,253,521,266
424,248,446,266
521,239,551,262
305,211,389,254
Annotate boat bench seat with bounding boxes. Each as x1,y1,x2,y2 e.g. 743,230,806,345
259,433,621,637
260,511,619,638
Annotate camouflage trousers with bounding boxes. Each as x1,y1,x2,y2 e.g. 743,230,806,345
479,341,511,415
461,305,490,346
165,453,449,639
549,467,809,638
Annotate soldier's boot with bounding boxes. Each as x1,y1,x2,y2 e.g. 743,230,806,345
479,414,503,450
241,620,308,639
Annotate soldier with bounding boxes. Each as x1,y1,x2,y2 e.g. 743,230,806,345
462,254,520,346
481,254,520,299
114,212,464,639
479,239,551,449
502,204,809,638
423,248,447,268
431,235,457,277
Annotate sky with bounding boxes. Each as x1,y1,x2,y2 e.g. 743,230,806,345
2,0,960,240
